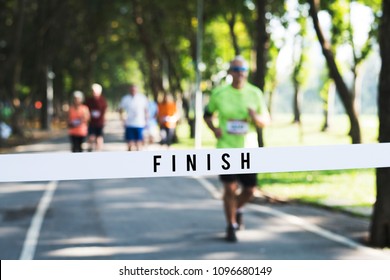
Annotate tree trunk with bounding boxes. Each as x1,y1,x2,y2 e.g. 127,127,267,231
253,0,268,91
348,0,363,117
369,0,390,248
34,0,49,130
132,0,163,97
5,0,27,136
292,34,304,124
226,12,241,56
293,85,302,124
322,81,335,131
10,0,26,100
308,0,361,144
253,0,269,147
352,64,363,115
53,64,65,120
162,44,183,96
184,4,198,139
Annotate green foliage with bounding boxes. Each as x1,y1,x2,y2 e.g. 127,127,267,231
264,40,280,95
318,0,377,68
357,0,381,11
292,5,310,87
204,18,235,75
0,0,383,127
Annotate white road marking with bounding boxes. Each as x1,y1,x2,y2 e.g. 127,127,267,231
192,176,221,199
19,181,58,260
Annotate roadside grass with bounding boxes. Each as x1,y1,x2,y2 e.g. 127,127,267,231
173,114,379,217
258,169,376,217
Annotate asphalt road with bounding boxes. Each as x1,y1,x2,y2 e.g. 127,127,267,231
1,117,390,260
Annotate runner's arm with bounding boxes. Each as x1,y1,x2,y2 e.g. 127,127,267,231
204,109,222,138
248,108,271,128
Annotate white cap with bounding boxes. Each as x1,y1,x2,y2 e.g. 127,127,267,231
73,91,84,101
92,83,103,95
229,55,249,69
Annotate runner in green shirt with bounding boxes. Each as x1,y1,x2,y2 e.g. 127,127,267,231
204,56,271,242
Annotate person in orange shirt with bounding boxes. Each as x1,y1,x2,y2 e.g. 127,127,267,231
68,91,90,152
158,94,178,148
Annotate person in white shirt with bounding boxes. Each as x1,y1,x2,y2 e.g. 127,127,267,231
118,84,149,151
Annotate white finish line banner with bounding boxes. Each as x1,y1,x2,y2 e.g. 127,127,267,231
0,143,389,182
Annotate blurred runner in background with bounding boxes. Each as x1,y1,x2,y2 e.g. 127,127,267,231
86,83,107,151
119,84,149,151
68,91,90,153
158,93,178,148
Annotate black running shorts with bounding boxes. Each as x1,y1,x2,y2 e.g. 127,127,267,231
219,173,257,188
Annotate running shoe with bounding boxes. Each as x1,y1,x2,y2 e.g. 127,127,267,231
226,225,238,242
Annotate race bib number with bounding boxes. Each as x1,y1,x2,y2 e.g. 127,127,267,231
91,110,101,118
71,119,81,127
226,120,249,134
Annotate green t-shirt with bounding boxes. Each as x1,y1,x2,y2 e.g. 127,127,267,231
206,83,268,148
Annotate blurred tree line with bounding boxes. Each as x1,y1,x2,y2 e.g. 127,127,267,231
1,0,390,247
0,0,382,141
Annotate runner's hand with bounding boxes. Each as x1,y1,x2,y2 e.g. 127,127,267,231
213,128,222,138
248,108,257,121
